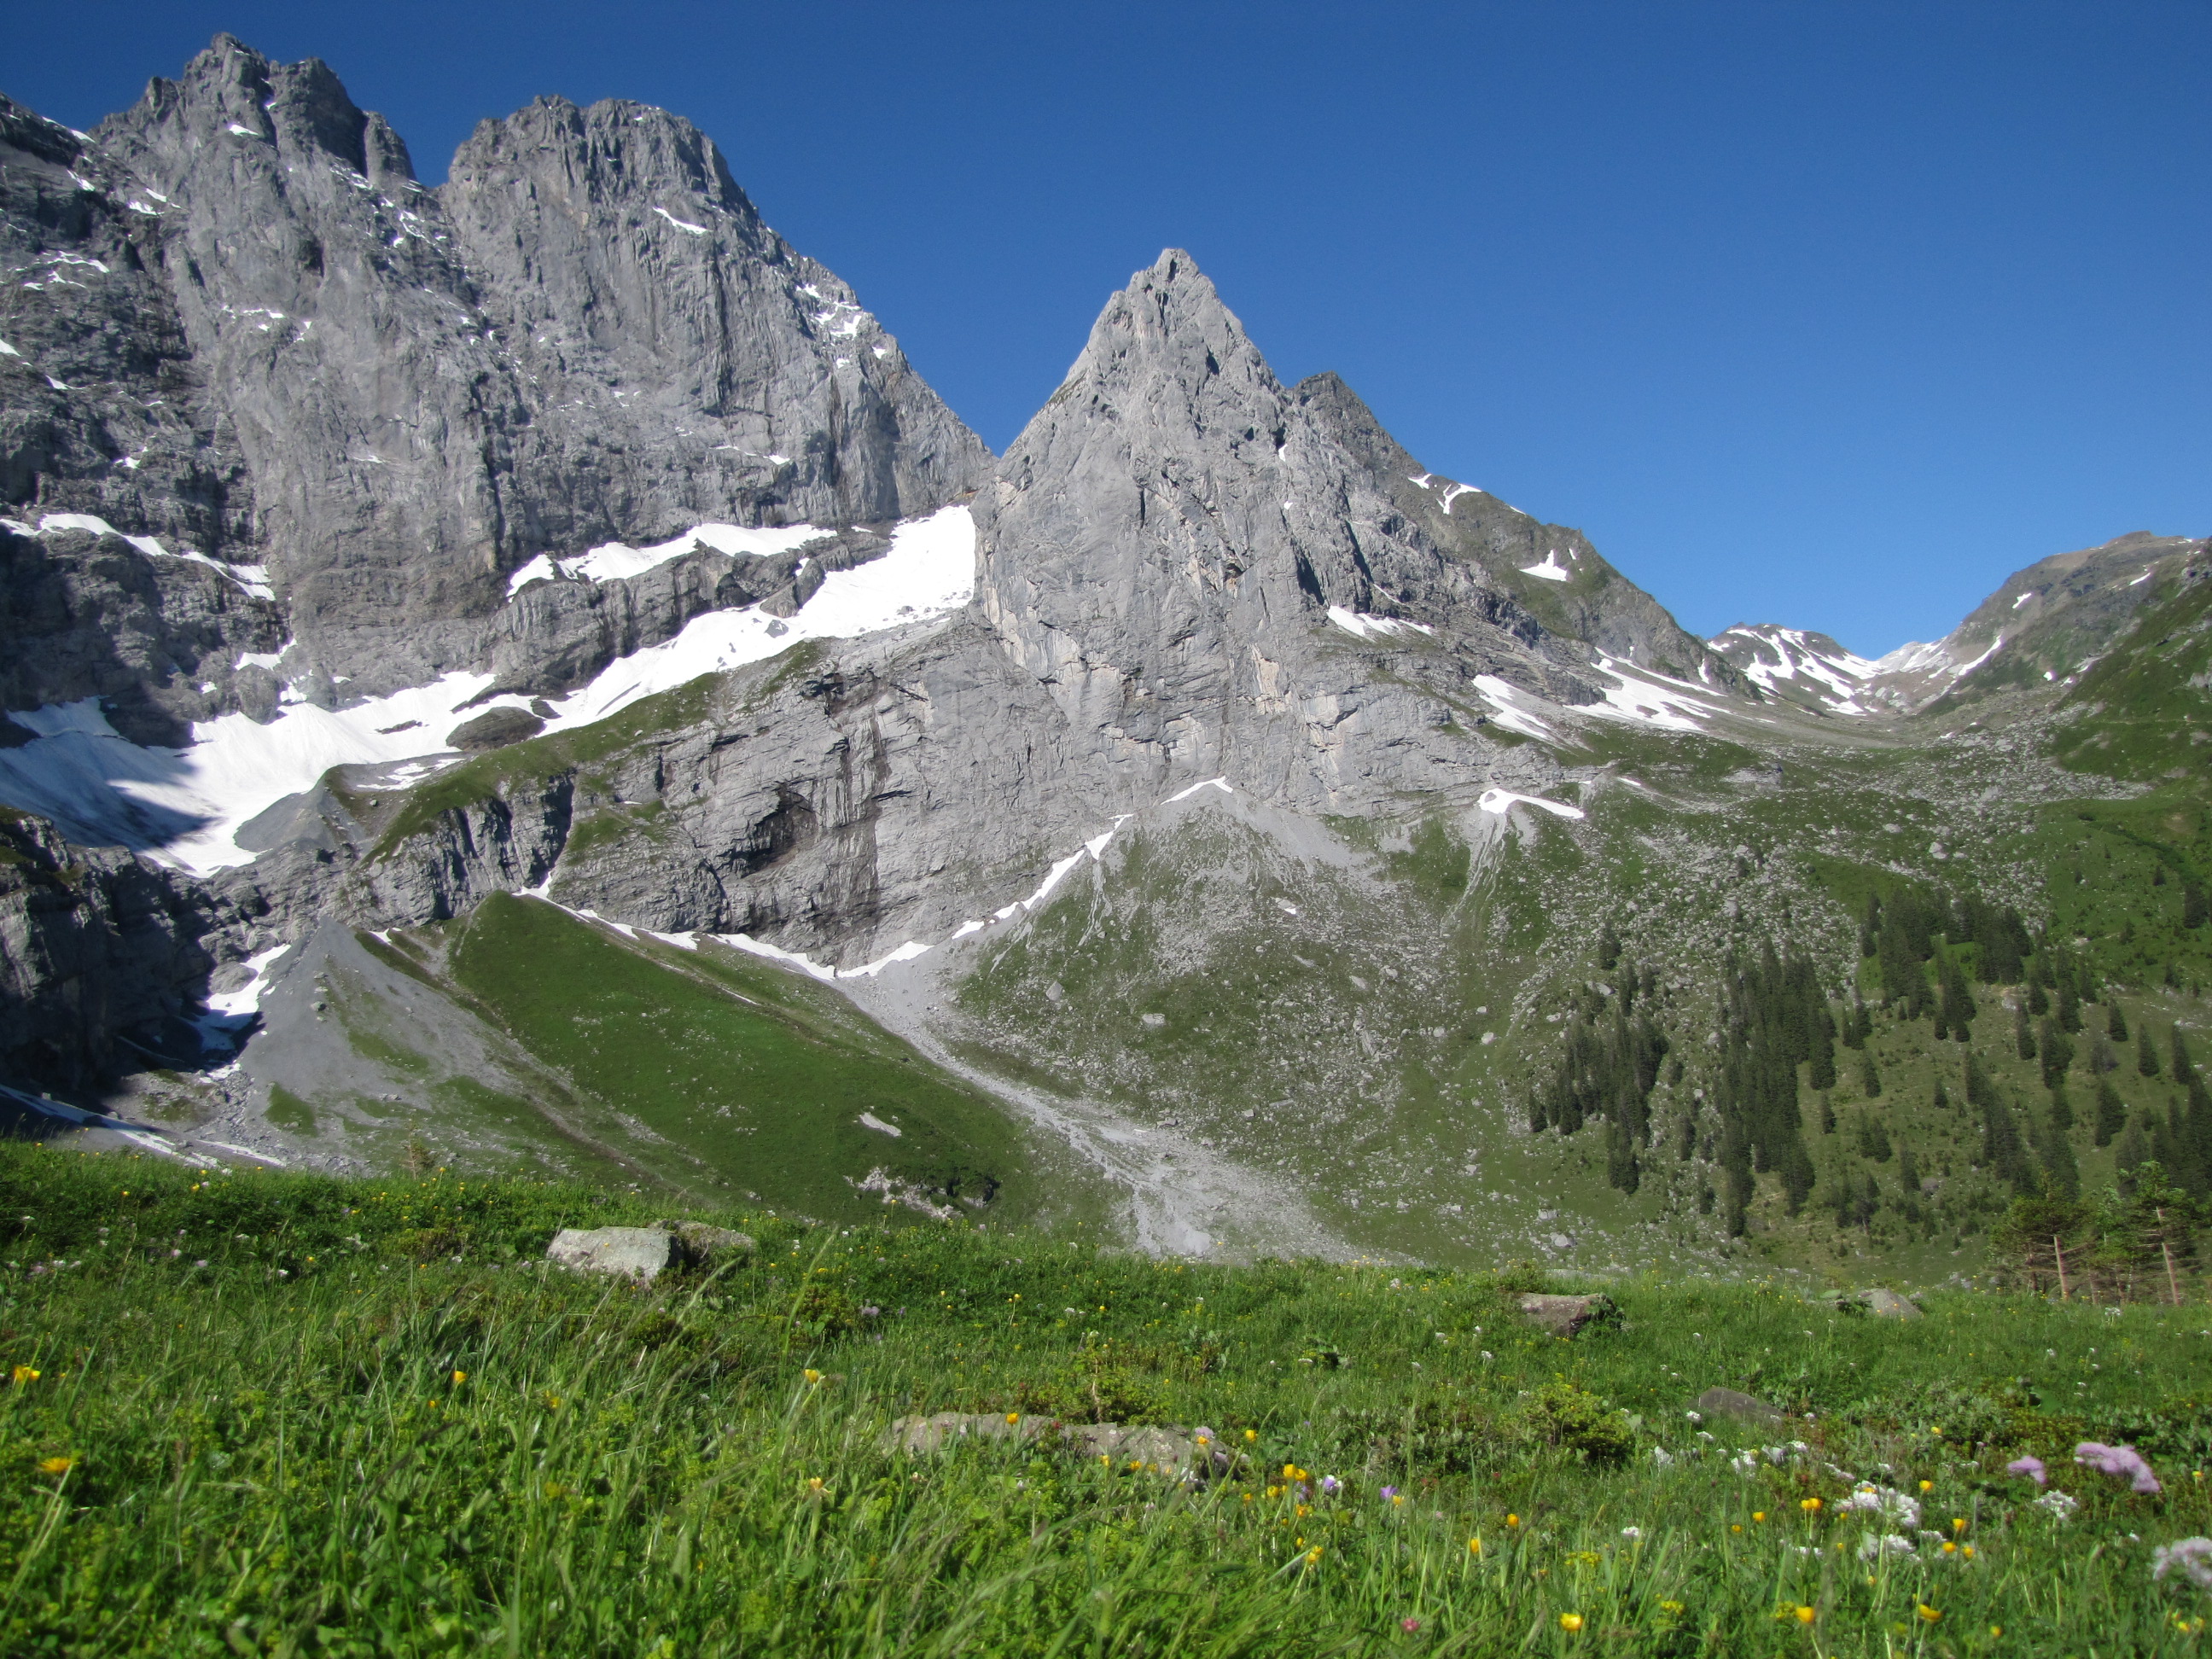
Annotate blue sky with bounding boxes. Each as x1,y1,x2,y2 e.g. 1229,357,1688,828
12,2,2207,655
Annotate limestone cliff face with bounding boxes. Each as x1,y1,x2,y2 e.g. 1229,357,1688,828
970,252,1726,811
6,36,988,697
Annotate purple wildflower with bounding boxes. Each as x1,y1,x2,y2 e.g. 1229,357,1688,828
2076,1442,2162,1495
2153,1538,2212,1591
1320,1475,1341,1494
1380,1486,1399,1500
2006,1456,2048,1487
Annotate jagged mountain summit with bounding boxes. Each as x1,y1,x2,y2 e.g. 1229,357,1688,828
3,33,987,713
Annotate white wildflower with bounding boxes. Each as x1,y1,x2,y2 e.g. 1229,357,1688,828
2034,1489,2081,1522
1837,1484,1920,1528
1858,1533,1917,1561
1731,1451,1761,1476
1651,1447,1674,1467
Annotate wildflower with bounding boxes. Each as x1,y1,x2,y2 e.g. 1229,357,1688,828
1963,1545,1976,1558
1392,1493,1406,1506
2076,1441,2162,1495
1917,1604,1942,1624
1837,1484,1919,1528
2152,1538,2212,1591
11,1365,38,1385
1304,1546,1322,1567
1401,1618,1421,1633
2006,1453,2046,1484
1621,1527,1643,1541
1320,1475,1341,1494
1752,1511,1766,1522
38,1457,71,1476
802,1369,823,1384
1801,1498,1821,1512
1468,1536,1482,1555
1953,1516,1966,1532
1858,1534,1917,1562
1941,1541,1957,1555
542,1394,562,1411
1651,1447,1674,1466
1380,1486,1399,1500
1731,1524,1742,1534
1795,1606,1815,1625
1506,1513,1519,1528
451,1370,467,1386
804,1477,824,1493
1558,1613,1583,1633
1005,1413,1020,1425
1243,1429,1257,1442
1659,1601,1685,1615
1918,1479,1932,1493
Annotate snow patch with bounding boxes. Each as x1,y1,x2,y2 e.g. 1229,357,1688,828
1164,777,1232,804
1519,550,1572,582
505,521,830,596
859,1112,903,1138
651,207,708,235
1470,676,1557,740
1478,788,1585,822
1326,607,1436,642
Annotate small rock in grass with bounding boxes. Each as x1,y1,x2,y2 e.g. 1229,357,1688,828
1695,1386,1786,1426
1516,1293,1621,1338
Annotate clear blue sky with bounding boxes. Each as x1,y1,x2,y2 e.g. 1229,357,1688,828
10,2,2208,655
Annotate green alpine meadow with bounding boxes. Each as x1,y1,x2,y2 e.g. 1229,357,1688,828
4,1145,2211,1656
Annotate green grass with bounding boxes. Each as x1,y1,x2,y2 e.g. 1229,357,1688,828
443,894,1065,1227
3,1145,2210,1655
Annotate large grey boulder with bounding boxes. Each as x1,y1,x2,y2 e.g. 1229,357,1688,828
1517,1293,1620,1338
544,1220,753,1279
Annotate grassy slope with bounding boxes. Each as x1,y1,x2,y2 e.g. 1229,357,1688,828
3,1148,2209,1656
307,894,1098,1232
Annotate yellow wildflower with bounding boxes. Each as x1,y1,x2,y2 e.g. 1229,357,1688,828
1658,1601,1685,1615
1243,1429,1257,1442
1468,1536,1482,1555
1918,1479,1932,1493
1917,1604,1941,1624
805,1477,824,1493
1953,1517,1966,1534
802,1369,823,1384
1795,1606,1815,1625
1801,1497,1821,1511
1004,1412,1019,1424
1752,1511,1766,1522
451,1370,467,1386
1305,1546,1323,1566
10,1366,37,1386
1506,1513,1520,1528
1559,1613,1584,1633
38,1457,71,1476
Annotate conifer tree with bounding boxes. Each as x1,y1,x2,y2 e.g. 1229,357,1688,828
2138,1024,2162,1079
1859,1049,1882,1098
2040,1017,2074,1090
2093,1078,2128,1148
1857,1111,1892,1162
2016,1002,2036,1062
2108,1000,2128,1043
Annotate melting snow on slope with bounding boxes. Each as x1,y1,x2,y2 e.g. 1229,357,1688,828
1478,787,1585,821
506,521,830,596
651,206,708,235
1581,655,1726,733
1327,607,1436,642
5,511,274,599
1710,626,1881,714
1519,550,1573,582
1470,676,1557,740
0,507,979,873
191,942,294,1055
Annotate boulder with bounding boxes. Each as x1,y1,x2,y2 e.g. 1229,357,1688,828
1857,1288,1924,1321
886,1412,1057,1454
883,1415,1231,1479
446,707,545,751
544,1220,754,1280
1516,1293,1621,1338
1695,1386,1787,1426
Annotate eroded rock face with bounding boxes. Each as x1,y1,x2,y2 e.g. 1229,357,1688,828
8,36,988,699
